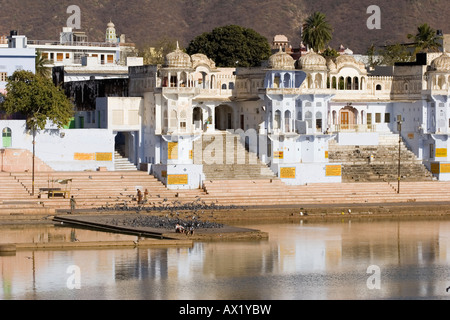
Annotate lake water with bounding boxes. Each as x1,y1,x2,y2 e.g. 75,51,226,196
1,216,450,300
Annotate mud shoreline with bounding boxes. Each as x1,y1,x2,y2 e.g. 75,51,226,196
1,200,450,225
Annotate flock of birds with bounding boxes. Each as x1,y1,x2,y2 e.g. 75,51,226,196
107,214,224,231
93,195,242,230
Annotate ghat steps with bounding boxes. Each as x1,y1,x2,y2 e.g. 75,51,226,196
114,149,138,171
4,171,206,213
328,133,433,182
194,133,276,180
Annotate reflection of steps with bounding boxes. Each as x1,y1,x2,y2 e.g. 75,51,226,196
194,133,276,180
328,133,433,182
114,150,137,171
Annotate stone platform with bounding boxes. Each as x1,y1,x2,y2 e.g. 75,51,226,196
53,214,268,241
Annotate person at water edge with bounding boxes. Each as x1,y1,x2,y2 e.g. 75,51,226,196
70,196,76,214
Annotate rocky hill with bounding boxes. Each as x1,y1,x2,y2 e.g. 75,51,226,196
1,0,449,54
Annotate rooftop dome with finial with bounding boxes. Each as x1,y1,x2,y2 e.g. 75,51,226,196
268,47,295,70
430,52,450,72
165,42,192,69
297,50,327,71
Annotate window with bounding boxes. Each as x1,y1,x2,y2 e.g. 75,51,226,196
367,113,372,125
2,127,12,148
107,55,114,64
66,53,70,59
375,113,381,123
42,52,49,60
376,84,382,91
57,53,64,62
385,113,391,123
0,72,7,82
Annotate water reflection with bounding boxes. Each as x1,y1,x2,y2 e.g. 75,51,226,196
1,217,450,300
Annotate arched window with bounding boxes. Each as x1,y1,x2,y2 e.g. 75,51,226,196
305,111,313,129
180,110,187,132
332,77,337,89
284,110,291,132
170,110,177,130
283,73,291,88
274,110,281,130
353,77,359,90
346,77,352,90
339,77,345,90
2,127,11,148
376,84,382,91
316,112,323,132
315,74,322,89
222,83,227,90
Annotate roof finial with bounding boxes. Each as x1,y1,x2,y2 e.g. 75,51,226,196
176,41,180,50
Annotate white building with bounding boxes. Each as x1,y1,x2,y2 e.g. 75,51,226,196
3,31,450,188
0,31,36,94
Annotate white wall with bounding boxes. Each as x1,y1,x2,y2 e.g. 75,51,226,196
0,120,115,171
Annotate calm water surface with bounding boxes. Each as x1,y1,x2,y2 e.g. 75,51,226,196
1,217,450,300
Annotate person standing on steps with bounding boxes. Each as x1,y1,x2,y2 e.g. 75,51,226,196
70,196,77,214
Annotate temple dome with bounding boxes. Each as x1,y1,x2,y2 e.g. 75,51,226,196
268,47,295,70
430,52,450,72
165,42,192,69
297,51,327,71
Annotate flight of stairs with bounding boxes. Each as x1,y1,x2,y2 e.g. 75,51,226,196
328,133,434,182
114,149,138,171
194,132,276,180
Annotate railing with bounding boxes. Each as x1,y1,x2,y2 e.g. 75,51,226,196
27,40,119,48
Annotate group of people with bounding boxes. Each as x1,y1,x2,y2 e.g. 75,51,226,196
136,189,149,205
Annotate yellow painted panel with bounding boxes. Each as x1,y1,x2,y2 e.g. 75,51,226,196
436,148,447,158
325,151,329,159
440,163,450,173
74,153,95,161
167,174,188,185
168,142,178,160
326,165,342,177
274,151,284,159
96,153,113,161
280,167,296,179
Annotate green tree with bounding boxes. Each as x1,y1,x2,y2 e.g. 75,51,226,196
407,23,442,53
302,12,333,53
35,50,51,78
366,44,382,68
1,70,73,130
379,43,414,66
321,47,339,60
138,37,178,65
186,25,271,67
0,70,74,195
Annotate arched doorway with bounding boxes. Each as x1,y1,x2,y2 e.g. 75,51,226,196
339,106,357,130
215,105,234,131
193,107,203,131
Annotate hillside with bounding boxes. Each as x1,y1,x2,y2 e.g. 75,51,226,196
1,0,449,54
